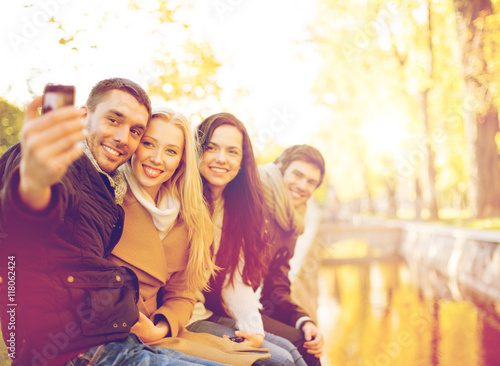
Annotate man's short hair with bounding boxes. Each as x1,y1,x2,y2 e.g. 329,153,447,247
86,78,152,121
275,144,326,187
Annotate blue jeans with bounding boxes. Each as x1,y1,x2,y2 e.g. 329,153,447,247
187,316,300,366
261,314,319,366
65,333,230,366
263,332,307,366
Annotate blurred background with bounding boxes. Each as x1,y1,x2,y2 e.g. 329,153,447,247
2,0,500,227
2,1,500,365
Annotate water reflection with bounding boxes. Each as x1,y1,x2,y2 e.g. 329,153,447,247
319,248,500,366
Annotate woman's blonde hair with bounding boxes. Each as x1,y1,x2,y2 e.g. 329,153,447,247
151,107,216,291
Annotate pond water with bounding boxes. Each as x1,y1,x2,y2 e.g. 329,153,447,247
318,256,500,366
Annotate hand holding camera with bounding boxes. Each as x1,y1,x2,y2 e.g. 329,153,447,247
18,84,86,211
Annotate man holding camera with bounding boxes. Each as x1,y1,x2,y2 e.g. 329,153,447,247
259,145,326,365
0,78,224,366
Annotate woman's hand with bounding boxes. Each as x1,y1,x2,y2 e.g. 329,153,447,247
232,330,264,348
131,312,170,343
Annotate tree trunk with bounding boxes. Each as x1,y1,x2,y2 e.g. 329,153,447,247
422,2,439,220
356,138,375,213
462,80,480,215
453,0,500,218
415,178,423,220
476,104,500,216
422,89,440,220
387,183,397,217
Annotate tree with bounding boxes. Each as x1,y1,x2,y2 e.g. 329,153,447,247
1,1,224,155
131,0,223,124
453,0,500,218
146,37,222,123
309,0,469,220
309,1,428,215
0,99,23,156
384,0,440,219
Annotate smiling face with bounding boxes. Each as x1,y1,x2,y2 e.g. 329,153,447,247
199,124,243,200
281,160,321,208
85,89,149,174
131,117,184,200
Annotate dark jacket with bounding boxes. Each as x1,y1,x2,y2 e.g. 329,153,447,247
0,143,139,366
259,218,309,328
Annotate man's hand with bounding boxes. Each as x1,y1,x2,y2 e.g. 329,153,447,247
19,96,86,211
131,312,170,343
224,330,264,348
302,321,324,358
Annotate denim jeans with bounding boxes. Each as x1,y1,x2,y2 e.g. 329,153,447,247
65,333,230,366
187,316,299,366
263,332,307,366
261,314,321,366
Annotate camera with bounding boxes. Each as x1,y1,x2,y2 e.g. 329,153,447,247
42,84,75,114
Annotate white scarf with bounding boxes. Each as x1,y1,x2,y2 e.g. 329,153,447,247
122,163,180,240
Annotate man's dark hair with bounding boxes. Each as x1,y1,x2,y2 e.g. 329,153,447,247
86,78,152,121
275,144,326,187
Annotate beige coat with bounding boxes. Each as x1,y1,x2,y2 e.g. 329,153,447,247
110,189,269,365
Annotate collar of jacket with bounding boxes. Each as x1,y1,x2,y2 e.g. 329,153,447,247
111,189,170,285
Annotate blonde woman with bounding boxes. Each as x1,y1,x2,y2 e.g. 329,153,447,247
109,107,269,365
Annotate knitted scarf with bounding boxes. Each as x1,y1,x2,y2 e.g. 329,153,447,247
122,163,180,240
83,141,127,204
258,162,306,236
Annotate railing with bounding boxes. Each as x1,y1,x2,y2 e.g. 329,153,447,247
401,222,500,304
292,212,500,325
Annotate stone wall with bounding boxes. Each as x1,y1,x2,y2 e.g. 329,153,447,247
400,223,500,305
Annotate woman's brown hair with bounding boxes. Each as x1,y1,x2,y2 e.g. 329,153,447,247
197,113,269,288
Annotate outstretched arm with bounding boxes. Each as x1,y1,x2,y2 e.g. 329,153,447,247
18,96,85,211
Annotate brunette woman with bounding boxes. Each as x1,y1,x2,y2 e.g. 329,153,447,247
187,113,306,366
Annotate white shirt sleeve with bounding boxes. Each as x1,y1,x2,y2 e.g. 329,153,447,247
295,316,313,330
221,257,265,335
